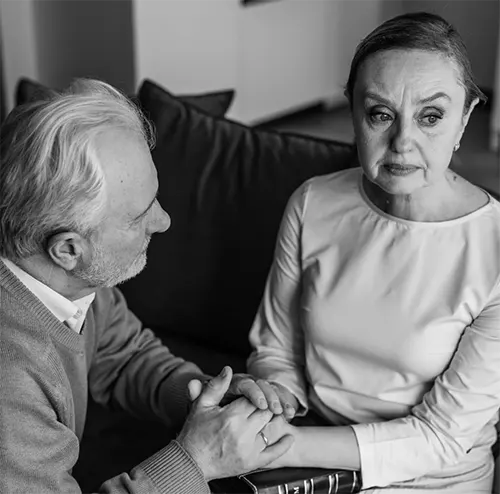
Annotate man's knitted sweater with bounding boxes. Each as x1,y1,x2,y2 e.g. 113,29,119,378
0,259,211,494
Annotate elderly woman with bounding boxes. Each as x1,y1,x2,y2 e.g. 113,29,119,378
236,11,500,493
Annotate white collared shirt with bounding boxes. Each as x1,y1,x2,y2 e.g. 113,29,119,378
1,257,95,334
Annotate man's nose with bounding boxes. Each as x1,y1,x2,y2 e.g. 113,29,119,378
390,117,414,154
148,206,171,234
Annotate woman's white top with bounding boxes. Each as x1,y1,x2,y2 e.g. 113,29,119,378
248,167,500,492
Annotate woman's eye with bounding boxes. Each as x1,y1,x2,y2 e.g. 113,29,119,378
419,114,442,126
369,112,393,123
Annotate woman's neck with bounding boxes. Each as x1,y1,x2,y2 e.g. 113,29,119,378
362,171,486,222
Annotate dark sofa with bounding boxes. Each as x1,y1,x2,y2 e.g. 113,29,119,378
75,79,356,490
13,78,499,491
120,80,357,372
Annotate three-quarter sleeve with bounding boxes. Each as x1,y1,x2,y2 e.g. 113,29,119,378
247,183,310,412
352,278,500,489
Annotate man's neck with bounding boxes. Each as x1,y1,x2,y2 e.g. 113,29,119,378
13,255,97,302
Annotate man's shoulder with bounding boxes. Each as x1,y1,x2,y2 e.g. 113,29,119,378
0,291,60,394
92,286,127,311
90,286,135,329
0,282,51,354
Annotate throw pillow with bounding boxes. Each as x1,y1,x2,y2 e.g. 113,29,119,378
119,79,356,357
15,79,57,105
14,78,235,117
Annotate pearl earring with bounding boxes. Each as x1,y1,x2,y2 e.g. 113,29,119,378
454,143,460,152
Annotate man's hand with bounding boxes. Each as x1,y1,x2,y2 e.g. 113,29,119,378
177,367,294,481
224,373,299,420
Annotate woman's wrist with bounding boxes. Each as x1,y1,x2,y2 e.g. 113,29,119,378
283,425,361,470
287,424,305,467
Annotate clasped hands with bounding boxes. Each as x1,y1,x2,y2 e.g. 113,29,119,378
176,366,298,481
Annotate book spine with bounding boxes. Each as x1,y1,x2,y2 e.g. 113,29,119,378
258,471,361,494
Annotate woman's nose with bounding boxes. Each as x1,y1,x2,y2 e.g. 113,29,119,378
390,118,414,154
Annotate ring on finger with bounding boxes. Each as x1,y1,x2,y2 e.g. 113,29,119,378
259,431,269,447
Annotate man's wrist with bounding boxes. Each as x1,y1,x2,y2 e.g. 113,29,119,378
176,435,208,479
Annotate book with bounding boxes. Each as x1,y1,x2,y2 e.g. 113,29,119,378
210,467,362,494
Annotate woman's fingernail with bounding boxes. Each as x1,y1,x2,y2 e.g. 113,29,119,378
259,399,268,408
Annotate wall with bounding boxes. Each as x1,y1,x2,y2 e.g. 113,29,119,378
233,0,405,122
0,0,134,113
401,0,499,91
380,0,404,20
33,0,135,94
326,0,404,98
0,0,39,111
234,0,338,121
132,0,239,95
0,0,410,121
133,0,400,123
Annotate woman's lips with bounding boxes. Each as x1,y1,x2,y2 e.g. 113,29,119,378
383,163,419,176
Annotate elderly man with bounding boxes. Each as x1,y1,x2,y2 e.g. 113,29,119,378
0,79,293,493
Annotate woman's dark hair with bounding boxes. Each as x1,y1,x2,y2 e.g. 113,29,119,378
345,12,487,112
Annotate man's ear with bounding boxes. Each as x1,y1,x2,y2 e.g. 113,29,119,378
45,232,91,272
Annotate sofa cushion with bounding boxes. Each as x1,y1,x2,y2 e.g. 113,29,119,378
15,78,235,117
15,79,58,105
159,333,247,375
118,79,356,358
172,89,235,117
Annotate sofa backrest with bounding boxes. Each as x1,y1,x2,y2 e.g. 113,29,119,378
14,77,236,117
118,80,356,357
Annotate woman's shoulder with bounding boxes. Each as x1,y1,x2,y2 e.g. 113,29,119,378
288,167,364,223
287,166,360,202
305,166,361,189
300,167,362,203
454,175,500,227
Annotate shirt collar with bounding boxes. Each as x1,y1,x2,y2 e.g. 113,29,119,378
1,257,95,332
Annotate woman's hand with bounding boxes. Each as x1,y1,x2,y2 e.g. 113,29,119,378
225,373,299,420
258,414,299,469
179,367,295,481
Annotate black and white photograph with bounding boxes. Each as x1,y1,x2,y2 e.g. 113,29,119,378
0,0,499,493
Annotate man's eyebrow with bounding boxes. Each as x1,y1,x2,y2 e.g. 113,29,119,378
133,189,159,221
364,91,451,105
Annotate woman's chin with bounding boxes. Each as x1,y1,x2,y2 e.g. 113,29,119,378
372,166,423,193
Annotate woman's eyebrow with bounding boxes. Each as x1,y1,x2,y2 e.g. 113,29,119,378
363,92,393,106
418,92,451,104
363,91,451,105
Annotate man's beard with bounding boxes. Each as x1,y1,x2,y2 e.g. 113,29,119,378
74,238,150,288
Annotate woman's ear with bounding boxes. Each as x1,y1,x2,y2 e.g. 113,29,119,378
455,97,480,147
45,232,90,272
344,88,353,109
462,97,480,129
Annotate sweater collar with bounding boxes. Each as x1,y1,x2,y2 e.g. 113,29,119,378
0,257,95,333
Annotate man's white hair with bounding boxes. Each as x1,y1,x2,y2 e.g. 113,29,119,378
0,78,155,261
